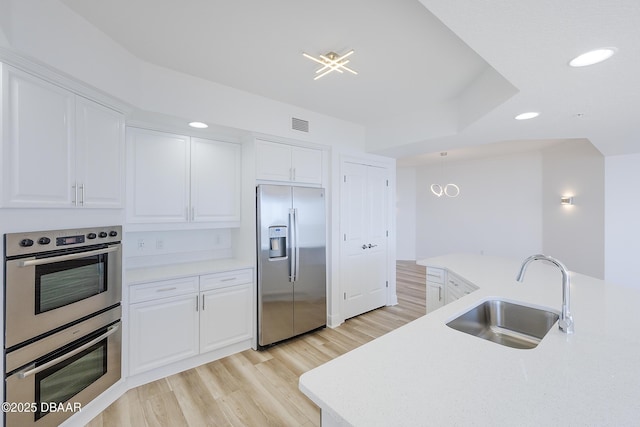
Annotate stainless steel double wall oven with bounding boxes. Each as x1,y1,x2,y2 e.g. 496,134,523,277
3,226,122,427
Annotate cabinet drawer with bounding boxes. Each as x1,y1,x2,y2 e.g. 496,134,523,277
129,276,199,303
200,269,252,291
426,267,445,284
447,283,466,302
447,273,478,295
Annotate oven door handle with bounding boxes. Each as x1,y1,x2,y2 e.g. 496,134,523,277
17,324,120,379
18,246,119,267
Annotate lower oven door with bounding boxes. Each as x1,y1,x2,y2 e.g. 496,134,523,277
4,310,121,427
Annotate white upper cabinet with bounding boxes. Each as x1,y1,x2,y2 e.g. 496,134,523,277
2,66,75,207
191,137,241,222
75,96,125,208
255,139,322,184
126,127,241,226
1,65,124,208
126,128,190,223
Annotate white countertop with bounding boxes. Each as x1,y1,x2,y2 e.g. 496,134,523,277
299,254,640,426
125,258,254,285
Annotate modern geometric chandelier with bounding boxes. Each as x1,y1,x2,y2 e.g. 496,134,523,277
302,50,358,80
431,152,460,198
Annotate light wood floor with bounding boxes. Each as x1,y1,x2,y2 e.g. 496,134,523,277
86,261,426,427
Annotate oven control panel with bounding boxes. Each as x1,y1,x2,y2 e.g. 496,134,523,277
5,225,122,257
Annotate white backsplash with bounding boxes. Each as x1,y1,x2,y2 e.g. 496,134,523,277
124,228,233,268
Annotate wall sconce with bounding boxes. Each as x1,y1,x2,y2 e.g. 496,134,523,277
560,196,574,205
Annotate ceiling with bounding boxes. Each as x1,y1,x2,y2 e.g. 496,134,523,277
59,0,640,163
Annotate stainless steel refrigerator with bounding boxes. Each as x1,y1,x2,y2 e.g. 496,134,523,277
257,185,326,347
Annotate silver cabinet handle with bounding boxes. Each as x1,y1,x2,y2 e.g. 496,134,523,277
221,277,236,282
72,183,78,206
202,295,206,311
156,287,177,293
438,286,442,301
79,184,85,206
196,295,199,312
191,207,195,221
19,246,119,267
18,324,119,379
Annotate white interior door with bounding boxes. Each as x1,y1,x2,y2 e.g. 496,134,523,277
340,162,389,320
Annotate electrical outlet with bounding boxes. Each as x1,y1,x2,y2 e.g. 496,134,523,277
156,239,164,250
137,239,145,250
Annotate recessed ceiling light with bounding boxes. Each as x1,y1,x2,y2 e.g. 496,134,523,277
515,112,540,120
569,48,616,67
189,121,208,129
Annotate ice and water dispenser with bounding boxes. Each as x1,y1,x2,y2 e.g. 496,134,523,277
268,226,287,259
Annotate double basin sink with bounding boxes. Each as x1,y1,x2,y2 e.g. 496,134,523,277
446,299,559,349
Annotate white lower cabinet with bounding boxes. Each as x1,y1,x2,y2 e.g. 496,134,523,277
445,272,478,305
426,281,444,313
426,267,445,314
199,269,253,353
200,283,252,353
129,292,200,375
425,267,478,313
128,269,253,376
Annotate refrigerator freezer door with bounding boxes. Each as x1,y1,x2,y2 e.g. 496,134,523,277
292,186,327,336
257,185,294,346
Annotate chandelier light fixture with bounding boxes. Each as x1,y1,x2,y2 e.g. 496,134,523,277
302,50,358,80
431,152,460,198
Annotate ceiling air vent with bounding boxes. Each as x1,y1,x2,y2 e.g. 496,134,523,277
292,117,309,133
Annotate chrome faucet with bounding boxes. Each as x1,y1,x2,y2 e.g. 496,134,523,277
516,254,574,334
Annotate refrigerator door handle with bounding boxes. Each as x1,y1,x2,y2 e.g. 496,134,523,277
289,208,296,282
289,207,300,282
293,207,300,282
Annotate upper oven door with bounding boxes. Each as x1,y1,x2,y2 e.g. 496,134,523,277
4,244,122,349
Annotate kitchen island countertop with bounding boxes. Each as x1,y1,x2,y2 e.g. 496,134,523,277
299,254,640,426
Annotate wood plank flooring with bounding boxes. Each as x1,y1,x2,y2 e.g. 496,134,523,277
86,261,426,427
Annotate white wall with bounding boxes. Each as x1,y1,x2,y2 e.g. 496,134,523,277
396,167,417,260
414,152,543,261
541,140,604,278
605,153,640,288
1,0,365,150
0,0,9,48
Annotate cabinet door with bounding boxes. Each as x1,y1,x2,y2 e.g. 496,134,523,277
75,96,125,208
200,283,252,353
126,128,190,223
191,137,241,222
2,66,75,207
129,293,199,375
255,140,292,181
426,282,444,314
291,146,322,184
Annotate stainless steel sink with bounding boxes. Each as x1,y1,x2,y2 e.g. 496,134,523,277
446,299,559,349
